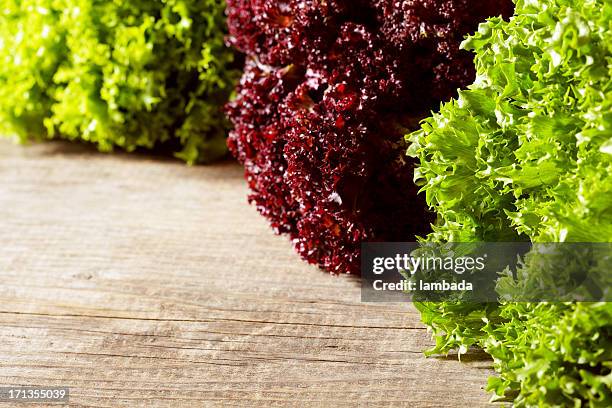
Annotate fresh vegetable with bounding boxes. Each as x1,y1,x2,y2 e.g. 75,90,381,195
225,0,513,274
418,301,612,406
0,0,239,163
408,0,612,405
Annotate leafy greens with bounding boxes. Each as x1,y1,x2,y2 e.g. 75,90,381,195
408,0,612,405
0,0,239,163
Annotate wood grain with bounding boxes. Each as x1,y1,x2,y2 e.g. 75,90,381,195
0,140,495,407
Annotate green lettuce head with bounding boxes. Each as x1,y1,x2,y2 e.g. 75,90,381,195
0,0,238,163
408,0,611,243
408,0,612,405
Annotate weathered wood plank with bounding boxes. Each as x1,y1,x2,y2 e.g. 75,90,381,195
0,140,494,407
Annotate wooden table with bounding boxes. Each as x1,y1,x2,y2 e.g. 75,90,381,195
0,140,495,407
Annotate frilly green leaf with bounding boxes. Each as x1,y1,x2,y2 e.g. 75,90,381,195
0,0,239,163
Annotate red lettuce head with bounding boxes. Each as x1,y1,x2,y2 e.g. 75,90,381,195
226,0,514,274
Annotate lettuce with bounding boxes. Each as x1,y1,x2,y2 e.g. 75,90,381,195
408,0,612,405
0,0,239,163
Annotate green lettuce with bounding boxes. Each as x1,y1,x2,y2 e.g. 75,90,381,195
0,0,239,163
408,0,612,405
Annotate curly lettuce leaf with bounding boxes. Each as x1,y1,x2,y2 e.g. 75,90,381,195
408,0,612,405
0,0,239,163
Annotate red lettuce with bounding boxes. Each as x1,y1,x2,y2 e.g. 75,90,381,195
226,0,513,273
